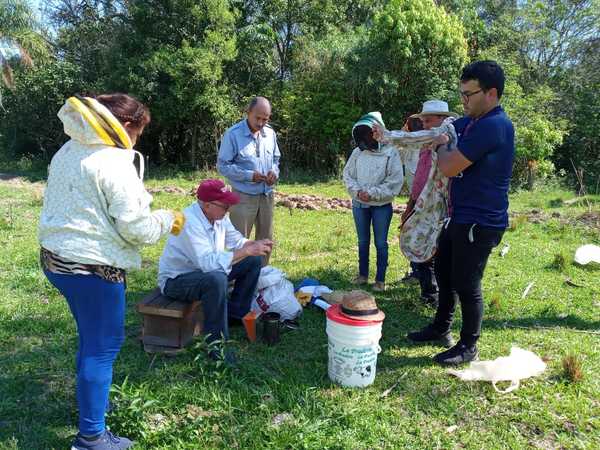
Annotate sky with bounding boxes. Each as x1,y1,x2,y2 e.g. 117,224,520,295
29,0,44,21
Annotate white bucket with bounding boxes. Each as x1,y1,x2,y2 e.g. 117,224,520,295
326,313,383,388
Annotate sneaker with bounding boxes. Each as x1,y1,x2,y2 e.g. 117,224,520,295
406,324,455,348
71,430,133,450
372,281,386,292
433,342,479,366
351,275,368,285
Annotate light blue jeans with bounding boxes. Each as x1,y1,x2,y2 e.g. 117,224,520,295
352,203,393,282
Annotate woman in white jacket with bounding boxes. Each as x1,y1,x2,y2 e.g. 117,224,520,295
38,94,184,450
343,112,403,292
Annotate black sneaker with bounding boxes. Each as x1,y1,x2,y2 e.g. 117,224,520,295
71,430,133,450
407,324,454,348
433,342,479,366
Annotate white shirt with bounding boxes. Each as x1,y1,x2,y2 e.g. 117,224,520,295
157,202,248,292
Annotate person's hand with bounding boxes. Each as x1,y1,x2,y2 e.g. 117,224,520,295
358,190,371,202
244,240,273,257
252,171,266,183
372,123,385,142
256,239,274,253
265,171,278,186
427,133,450,151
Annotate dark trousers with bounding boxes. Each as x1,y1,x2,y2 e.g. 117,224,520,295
163,256,262,343
415,260,438,300
432,222,504,346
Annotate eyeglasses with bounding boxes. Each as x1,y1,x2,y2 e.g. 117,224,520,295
459,89,483,102
209,201,230,211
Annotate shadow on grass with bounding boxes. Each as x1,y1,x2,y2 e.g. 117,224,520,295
0,169,47,183
484,314,600,333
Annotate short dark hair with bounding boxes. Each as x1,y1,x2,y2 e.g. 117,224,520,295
460,60,505,99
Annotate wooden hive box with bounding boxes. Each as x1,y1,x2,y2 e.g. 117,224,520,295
137,288,203,353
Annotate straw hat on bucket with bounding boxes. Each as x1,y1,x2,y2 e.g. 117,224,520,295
340,290,385,321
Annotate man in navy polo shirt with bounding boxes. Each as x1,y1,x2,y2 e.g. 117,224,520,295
407,60,515,365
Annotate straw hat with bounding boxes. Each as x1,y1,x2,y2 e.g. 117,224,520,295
410,100,458,119
340,290,385,321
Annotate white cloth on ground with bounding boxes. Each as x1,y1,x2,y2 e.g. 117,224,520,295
448,347,546,393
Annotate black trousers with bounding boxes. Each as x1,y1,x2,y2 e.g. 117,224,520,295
432,221,504,346
415,260,438,300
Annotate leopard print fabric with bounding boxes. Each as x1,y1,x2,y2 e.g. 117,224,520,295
40,247,126,284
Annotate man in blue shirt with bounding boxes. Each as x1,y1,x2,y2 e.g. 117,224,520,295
407,60,515,365
217,97,281,264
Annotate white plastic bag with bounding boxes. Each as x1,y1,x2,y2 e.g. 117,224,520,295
256,266,286,290
251,266,302,321
574,244,600,265
448,347,546,393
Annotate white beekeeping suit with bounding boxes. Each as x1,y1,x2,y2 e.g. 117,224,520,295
396,142,420,194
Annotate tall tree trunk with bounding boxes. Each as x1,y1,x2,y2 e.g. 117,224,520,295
526,160,537,191
191,124,198,169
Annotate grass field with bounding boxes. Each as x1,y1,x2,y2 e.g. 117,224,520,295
0,171,599,449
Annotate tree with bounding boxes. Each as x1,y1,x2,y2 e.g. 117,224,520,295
0,0,47,90
481,49,567,189
117,0,238,167
275,0,469,172
358,0,468,124
553,37,600,189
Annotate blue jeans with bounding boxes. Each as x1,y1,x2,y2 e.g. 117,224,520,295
44,271,125,437
352,203,393,283
163,256,262,343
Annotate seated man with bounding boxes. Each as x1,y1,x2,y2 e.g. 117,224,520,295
158,179,273,361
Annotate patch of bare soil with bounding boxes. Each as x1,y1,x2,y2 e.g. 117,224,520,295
576,211,600,229
147,186,192,195
145,185,406,213
511,208,599,231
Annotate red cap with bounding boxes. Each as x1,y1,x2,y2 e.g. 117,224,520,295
196,179,240,205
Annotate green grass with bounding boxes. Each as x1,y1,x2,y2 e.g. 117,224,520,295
0,175,599,449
